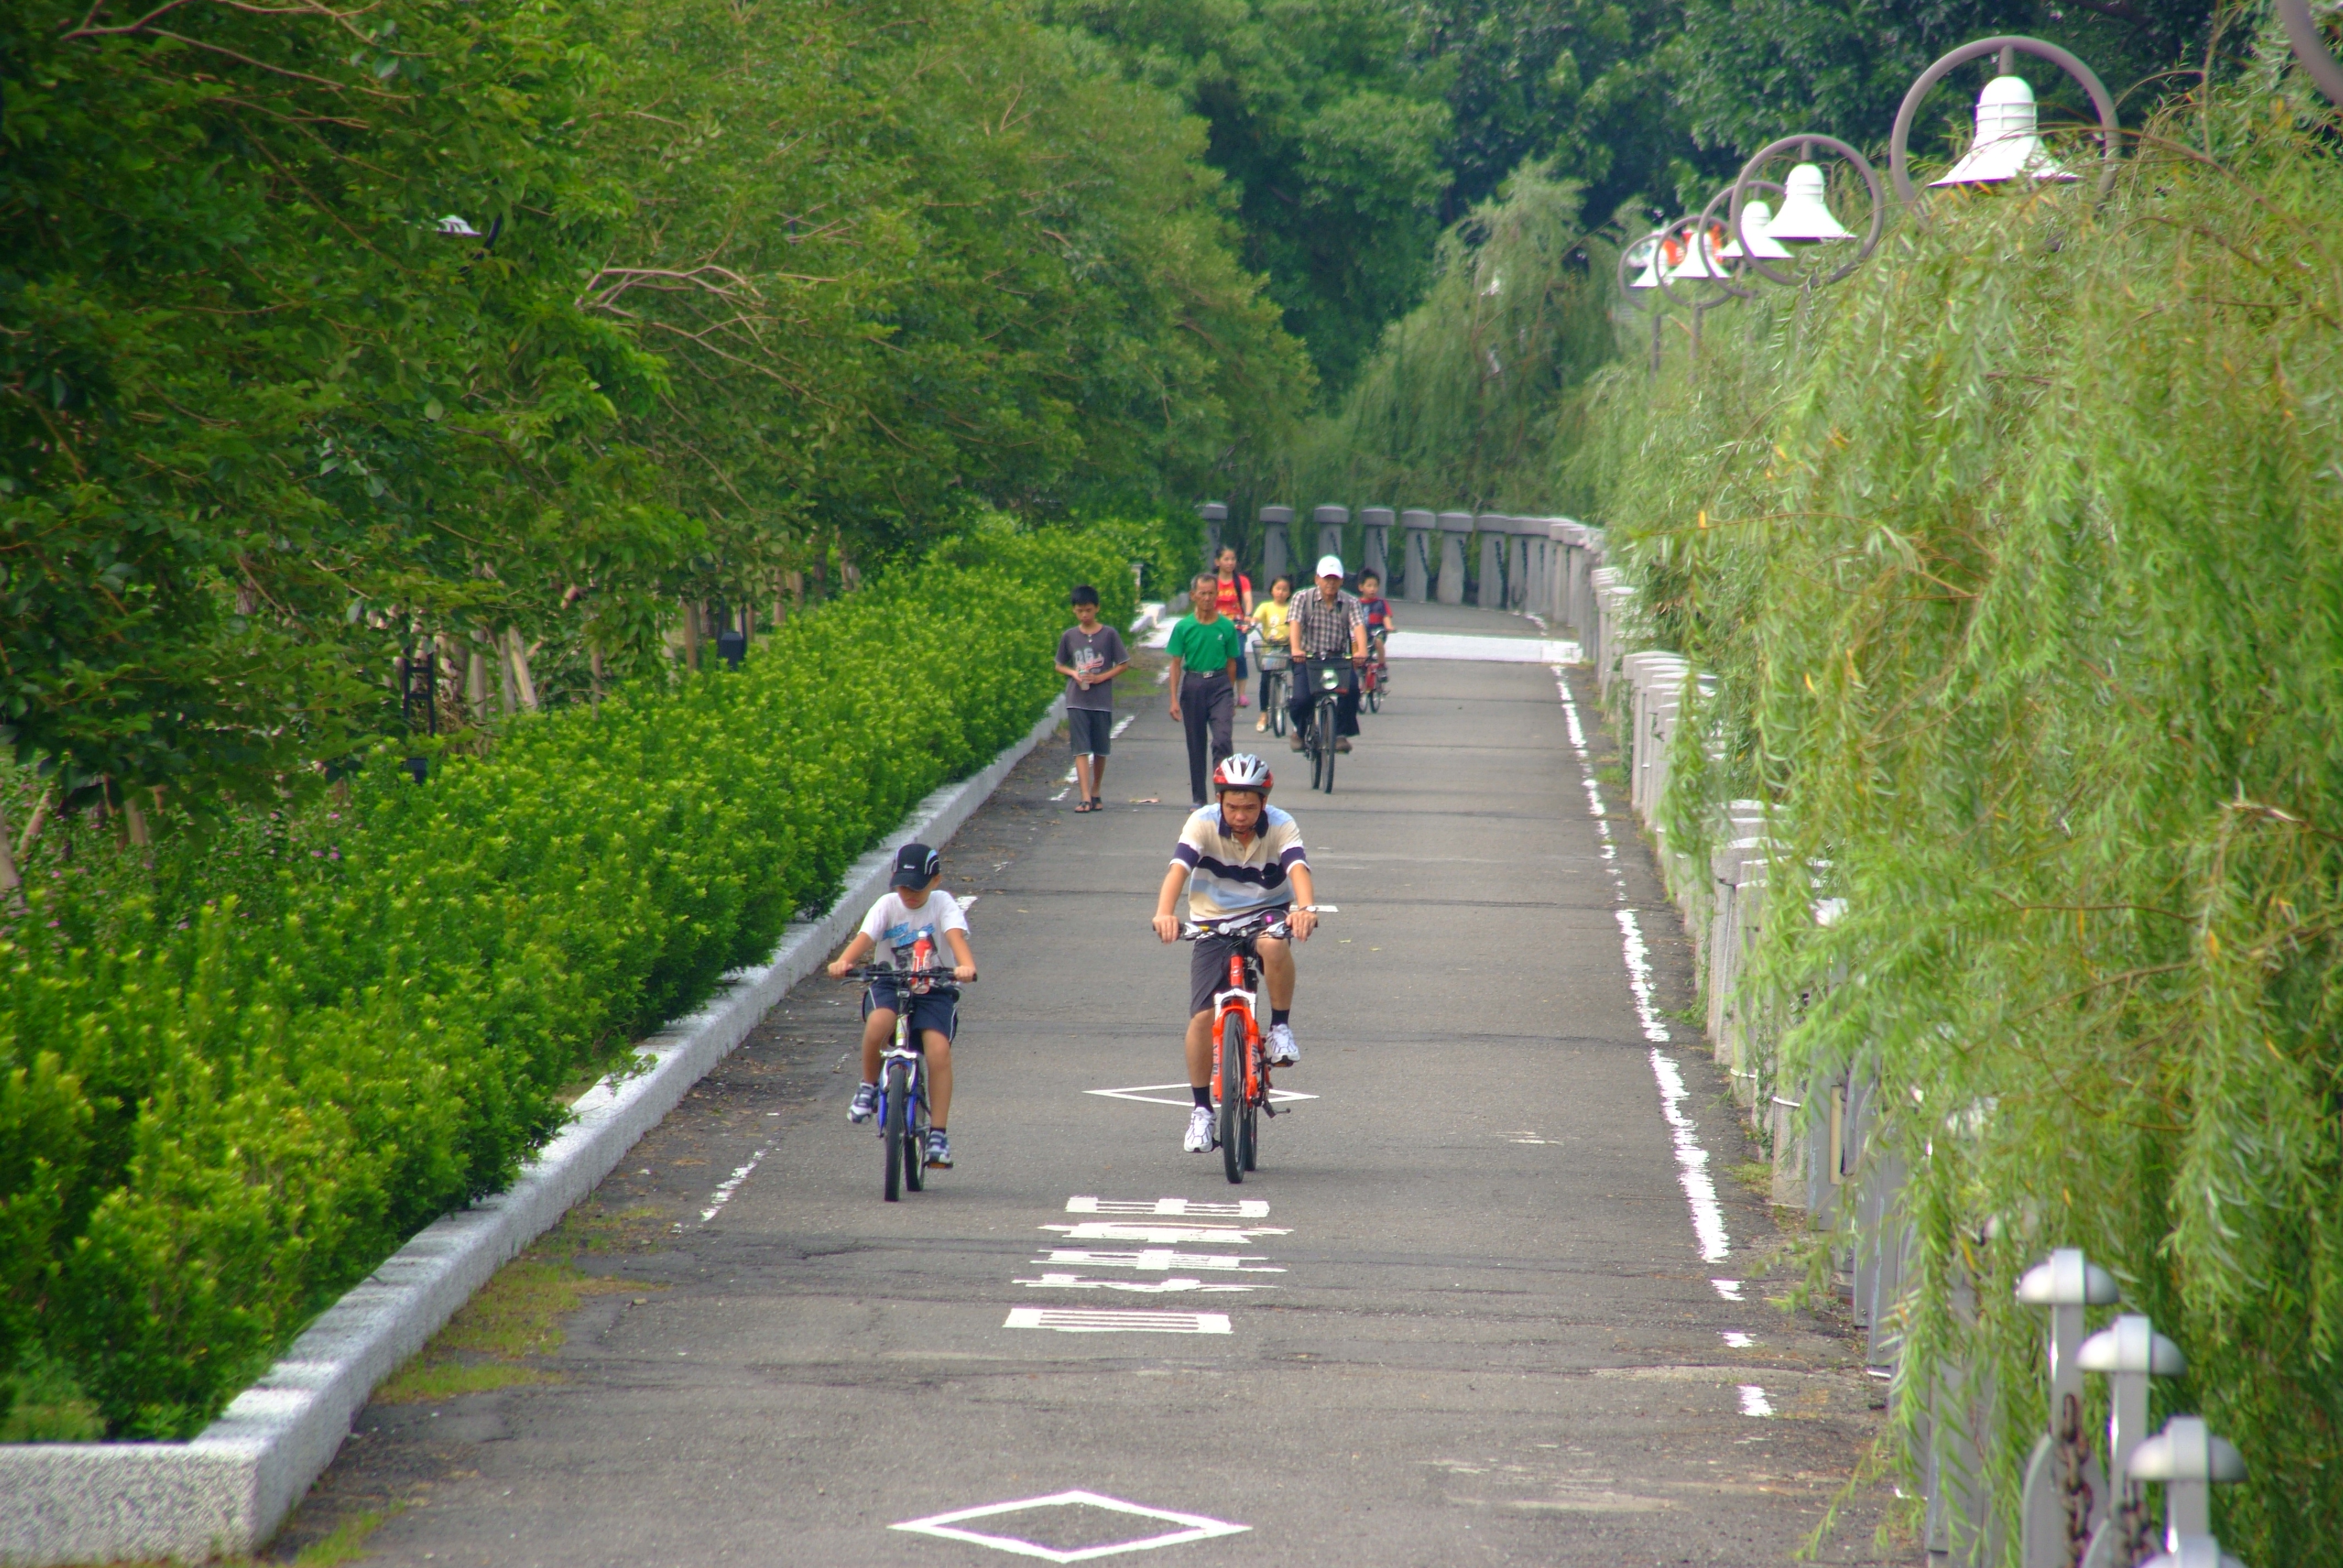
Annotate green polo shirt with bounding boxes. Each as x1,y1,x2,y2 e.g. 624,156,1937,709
1166,613,1245,678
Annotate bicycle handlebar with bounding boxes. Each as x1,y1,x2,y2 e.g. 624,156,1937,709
1175,905,1337,941
840,966,971,982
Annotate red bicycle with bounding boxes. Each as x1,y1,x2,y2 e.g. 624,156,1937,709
1181,904,1334,1183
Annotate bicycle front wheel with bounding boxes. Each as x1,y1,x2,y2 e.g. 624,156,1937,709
1219,1012,1247,1185
882,1064,908,1202
1269,674,1287,736
1366,680,1382,714
904,1070,928,1193
1317,699,1339,792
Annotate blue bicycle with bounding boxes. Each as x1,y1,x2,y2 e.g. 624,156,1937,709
843,961,965,1201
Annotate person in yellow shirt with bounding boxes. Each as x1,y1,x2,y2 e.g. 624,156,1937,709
1251,575,1294,732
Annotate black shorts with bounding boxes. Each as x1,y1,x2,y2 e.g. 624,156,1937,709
864,983,960,1043
1068,707,1113,756
1189,923,1284,1017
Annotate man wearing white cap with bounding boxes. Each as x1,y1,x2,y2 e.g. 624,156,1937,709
1285,555,1366,753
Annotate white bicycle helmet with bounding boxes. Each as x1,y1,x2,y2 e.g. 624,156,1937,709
1212,753,1275,794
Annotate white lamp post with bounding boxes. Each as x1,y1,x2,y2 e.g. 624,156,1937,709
1766,162,1856,243
1930,73,2075,187
1888,37,2120,206
2278,0,2343,106
1726,134,1884,290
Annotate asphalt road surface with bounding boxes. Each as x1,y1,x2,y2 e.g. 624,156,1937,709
278,604,1908,1567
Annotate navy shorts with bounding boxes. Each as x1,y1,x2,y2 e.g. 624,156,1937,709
1068,707,1113,756
864,983,960,1043
1189,925,1285,1018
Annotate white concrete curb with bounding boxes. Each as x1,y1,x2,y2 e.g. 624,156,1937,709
0,697,1067,1568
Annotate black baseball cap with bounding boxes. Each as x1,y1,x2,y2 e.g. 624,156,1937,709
890,843,941,889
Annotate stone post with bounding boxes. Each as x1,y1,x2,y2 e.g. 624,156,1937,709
1400,510,1434,601
1359,507,1393,587
1474,514,1507,607
1435,511,1472,605
1311,505,1348,576
1198,501,1227,567
1258,505,1293,589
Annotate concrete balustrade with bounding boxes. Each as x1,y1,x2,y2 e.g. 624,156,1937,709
1435,512,1472,604
1360,507,1393,586
1399,510,1434,601
1259,505,1293,587
1474,514,1507,608
1312,505,1348,571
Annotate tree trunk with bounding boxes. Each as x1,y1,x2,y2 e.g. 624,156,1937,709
682,599,702,669
590,643,606,709
505,628,540,710
122,792,151,848
0,797,20,905
466,641,489,720
17,789,52,864
494,628,517,716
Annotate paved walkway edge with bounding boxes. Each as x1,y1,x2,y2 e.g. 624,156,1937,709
0,696,1069,1568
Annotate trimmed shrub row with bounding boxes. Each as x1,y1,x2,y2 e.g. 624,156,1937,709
0,529,1131,1438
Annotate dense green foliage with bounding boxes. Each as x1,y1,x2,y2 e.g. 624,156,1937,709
0,529,1126,1438
0,0,1301,813
1577,40,2343,1564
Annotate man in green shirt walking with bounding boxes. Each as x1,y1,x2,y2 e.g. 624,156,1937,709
1166,570,1247,808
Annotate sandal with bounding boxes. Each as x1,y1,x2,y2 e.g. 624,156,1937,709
1074,797,1098,813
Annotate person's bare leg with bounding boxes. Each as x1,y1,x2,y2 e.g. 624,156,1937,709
860,1008,896,1083
1256,936,1295,1010
1091,754,1108,799
1073,753,1097,802
1184,1009,1216,1087
923,1031,953,1126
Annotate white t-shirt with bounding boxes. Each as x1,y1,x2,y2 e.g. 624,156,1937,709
858,889,970,973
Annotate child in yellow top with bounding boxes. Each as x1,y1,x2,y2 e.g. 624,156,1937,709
1251,575,1294,731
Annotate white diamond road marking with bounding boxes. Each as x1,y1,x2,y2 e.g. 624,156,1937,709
1067,1196,1270,1218
1739,1385,1775,1417
1004,1308,1231,1335
1037,1249,1284,1273
1043,1222,1289,1245
892,1489,1249,1564
1087,1081,1317,1107
1014,1273,1265,1294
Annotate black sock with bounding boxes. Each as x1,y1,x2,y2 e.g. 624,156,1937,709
1272,1009,1290,1027
1191,1086,1213,1109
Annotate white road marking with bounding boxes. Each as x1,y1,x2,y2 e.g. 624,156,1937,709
1066,1196,1269,1218
1003,1308,1232,1335
1013,1274,1264,1294
891,1489,1249,1563
1086,1081,1317,1107
1110,715,1135,738
1043,1222,1289,1245
1721,1331,1754,1348
1036,1249,1284,1273
1712,1279,1744,1301
688,1147,767,1226
1739,1385,1775,1417
1553,666,1735,1269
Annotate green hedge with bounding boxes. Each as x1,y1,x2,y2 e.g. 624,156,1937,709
1575,83,2341,1565
0,528,1128,1438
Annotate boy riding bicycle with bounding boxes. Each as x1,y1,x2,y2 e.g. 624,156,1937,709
1150,754,1318,1153
829,843,978,1169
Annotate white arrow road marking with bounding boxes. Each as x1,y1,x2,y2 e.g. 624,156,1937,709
1086,1081,1316,1107
1036,1249,1284,1273
892,1489,1249,1564
1043,1222,1289,1245
1014,1274,1265,1294
1004,1308,1231,1335
1066,1196,1270,1218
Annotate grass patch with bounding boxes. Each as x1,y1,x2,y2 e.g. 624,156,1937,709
0,1348,105,1442
374,1206,661,1405
1728,1160,1772,1195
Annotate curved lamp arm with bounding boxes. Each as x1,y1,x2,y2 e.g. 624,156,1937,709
2279,0,2343,107
1888,35,2120,205
1728,134,1886,290
1652,210,1746,311
1616,228,1666,314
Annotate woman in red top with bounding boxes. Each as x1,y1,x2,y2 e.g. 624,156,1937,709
1213,545,1255,707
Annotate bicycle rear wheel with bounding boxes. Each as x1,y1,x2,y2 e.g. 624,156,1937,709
882,1064,908,1202
1219,1012,1246,1185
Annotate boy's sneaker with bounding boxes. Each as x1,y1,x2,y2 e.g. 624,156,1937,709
1267,1022,1299,1066
1183,1105,1217,1153
847,1082,880,1123
925,1129,952,1169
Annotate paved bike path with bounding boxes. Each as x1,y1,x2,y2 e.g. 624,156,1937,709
275,605,1905,1566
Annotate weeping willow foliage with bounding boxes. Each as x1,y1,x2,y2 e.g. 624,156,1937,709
1279,162,1616,513
1575,50,2343,1564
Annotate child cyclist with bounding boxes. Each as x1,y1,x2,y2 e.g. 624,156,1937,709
829,843,978,1169
1357,569,1395,694
1149,754,1318,1155
1250,575,1294,733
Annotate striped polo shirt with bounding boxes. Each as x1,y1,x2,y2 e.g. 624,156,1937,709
1171,804,1309,925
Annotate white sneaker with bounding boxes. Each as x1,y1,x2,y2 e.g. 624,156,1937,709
1267,1023,1298,1066
1183,1105,1217,1152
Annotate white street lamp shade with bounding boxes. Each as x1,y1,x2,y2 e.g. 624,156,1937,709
1767,163,1854,242
1625,235,1662,289
437,214,482,237
1666,227,1730,281
1931,74,2077,187
1718,200,1793,260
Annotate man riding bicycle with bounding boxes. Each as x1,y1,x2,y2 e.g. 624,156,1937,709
1285,555,1366,754
1151,754,1318,1154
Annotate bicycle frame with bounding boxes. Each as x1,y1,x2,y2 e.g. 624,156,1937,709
1211,945,1266,1113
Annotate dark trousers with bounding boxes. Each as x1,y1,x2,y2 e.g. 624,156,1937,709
1289,671,1361,739
1180,673,1235,802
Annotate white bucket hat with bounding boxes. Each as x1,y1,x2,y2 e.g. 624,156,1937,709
1314,554,1344,579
